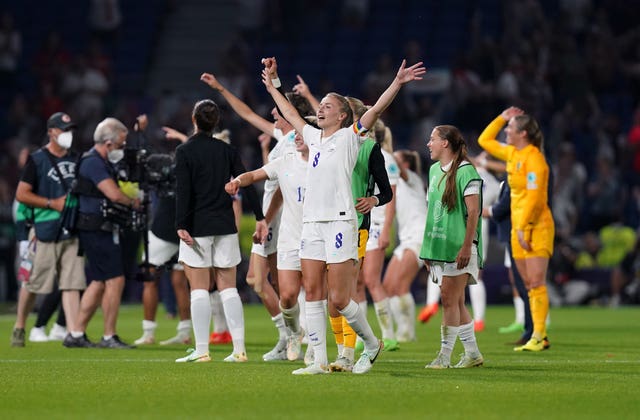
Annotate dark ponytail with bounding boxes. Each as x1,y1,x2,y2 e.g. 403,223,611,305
435,125,469,212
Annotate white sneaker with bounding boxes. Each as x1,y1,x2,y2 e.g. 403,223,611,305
48,324,67,341
29,326,49,342
223,352,248,362
352,339,384,374
454,352,484,368
134,332,155,345
159,332,191,346
329,356,354,372
175,350,211,363
292,364,329,375
286,331,304,361
425,352,451,369
303,344,315,366
263,342,287,361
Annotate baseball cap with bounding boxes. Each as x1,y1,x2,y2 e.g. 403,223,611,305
47,112,77,131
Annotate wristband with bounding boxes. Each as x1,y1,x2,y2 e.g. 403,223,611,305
234,177,242,186
271,77,281,88
46,199,51,209
372,196,380,206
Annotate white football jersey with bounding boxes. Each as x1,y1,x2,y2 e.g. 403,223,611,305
262,128,296,212
302,124,363,222
395,169,427,243
262,152,308,252
477,166,501,258
370,148,400,225
477,167,500,209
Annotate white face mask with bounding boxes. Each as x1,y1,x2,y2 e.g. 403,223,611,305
107,148,124,164
56,131,73,149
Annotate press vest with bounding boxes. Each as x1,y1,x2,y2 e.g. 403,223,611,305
30,148,77,242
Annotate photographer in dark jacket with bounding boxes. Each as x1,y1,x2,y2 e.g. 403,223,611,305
174,99,267,363
73,117,140,349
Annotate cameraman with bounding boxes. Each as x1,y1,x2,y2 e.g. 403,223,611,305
132,118,192,346
74,117,139,348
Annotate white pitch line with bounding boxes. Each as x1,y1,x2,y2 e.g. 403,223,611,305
0,359,175,363
0,358,638,364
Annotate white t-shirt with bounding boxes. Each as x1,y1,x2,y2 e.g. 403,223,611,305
302,124,363,222
262,128,296,212
477,167,500,209
477,166,500,257
262,152,308,252
396,169,427,243
370,148,400,225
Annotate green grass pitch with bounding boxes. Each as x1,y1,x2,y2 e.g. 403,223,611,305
2,304,638,419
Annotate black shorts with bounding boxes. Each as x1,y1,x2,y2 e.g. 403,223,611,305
79,230,124,281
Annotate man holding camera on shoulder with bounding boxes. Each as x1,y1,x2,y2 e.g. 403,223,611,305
72,117,140,349
11,112,86,347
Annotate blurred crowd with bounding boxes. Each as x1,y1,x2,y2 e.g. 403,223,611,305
1,0,639,305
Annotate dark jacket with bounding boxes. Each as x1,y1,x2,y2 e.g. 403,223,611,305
491,181,511,244
175,133,263,236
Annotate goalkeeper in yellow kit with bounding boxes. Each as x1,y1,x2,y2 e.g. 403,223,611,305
478,106,554,352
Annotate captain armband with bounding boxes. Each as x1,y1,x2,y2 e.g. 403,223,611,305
353,120,369,136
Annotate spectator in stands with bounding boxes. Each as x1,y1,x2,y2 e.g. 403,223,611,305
610,234,640,307
0,11,21,95
32,30,71,86
552,142,586,240
625,106,640,186
89,0,122,46
584,152,622,231
61,55,109,129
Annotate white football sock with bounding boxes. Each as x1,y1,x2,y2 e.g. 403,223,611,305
297,289,306,332
177,319,191,334
457,320,480,355
357,300,368,315
340,299,378,353
388,296,402,336
210,291,228,333
439,325,459,362
514,296,525,324
272,312,287,342
469,279,486,322
142,319,157,334
220,288,245,355
374,298,395,340
306,300,328,367
399,292,416,340
190,289,211,355
280,302,301,335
